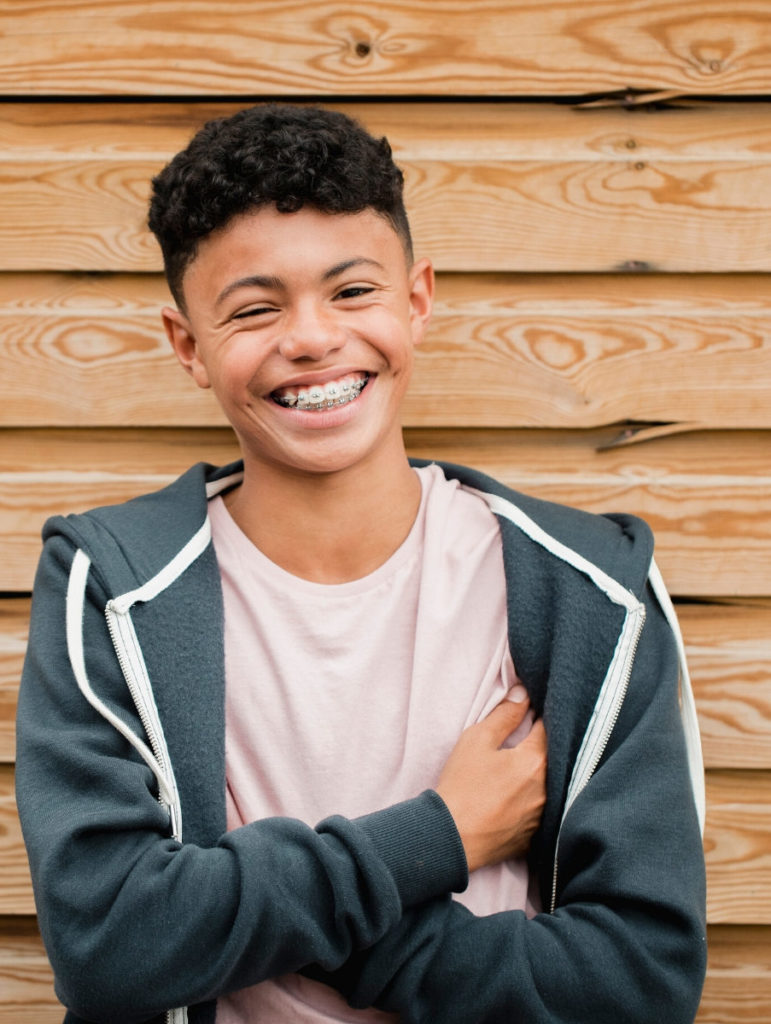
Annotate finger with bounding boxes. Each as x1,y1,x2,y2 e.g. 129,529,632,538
480,690,531,746
515,720,548,767
519,717,547,749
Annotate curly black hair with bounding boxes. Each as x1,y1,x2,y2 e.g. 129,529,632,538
148,103,413,308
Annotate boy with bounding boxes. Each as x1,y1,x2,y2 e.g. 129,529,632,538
16,104,706,1023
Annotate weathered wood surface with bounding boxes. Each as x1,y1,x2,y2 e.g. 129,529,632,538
0,770,36,915
0,601,27,765
0,921,767,1023
698,927,771,1023
705,772,771,925
0,920,61,1023
2,3,769,1018
2,272,770,429
3,427,768,596
2,764,769,920
679,604,771,771
407,429,771,599
1,1,770,96
5,102,771,272
9,101,771,159
4,595,769,767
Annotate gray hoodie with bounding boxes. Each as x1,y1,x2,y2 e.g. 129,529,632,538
16,459,706,1024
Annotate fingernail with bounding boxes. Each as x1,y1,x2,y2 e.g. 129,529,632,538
506,684,528,704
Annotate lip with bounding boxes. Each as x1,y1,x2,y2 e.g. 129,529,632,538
267,366,372,393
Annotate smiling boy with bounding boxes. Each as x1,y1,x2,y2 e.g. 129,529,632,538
162,203,433,583
17,104,707,1024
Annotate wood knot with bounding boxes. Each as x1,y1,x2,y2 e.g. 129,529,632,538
354,41,371,57
617,260,653,272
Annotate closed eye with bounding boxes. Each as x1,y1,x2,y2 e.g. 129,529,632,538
232,305,277,319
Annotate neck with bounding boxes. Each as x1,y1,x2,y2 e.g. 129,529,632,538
225,450,422,584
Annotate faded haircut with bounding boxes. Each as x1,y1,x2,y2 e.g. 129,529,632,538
148,103,413,308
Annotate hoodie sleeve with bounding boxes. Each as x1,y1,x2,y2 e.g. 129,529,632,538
15,533,467,1023
306,583,708,1024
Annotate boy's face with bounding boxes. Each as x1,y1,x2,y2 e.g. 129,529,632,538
163,205,433,480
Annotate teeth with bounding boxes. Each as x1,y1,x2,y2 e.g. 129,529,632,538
273,374,369,411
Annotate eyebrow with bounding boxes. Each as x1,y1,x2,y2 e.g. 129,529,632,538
322,257,385,280
214,257,385,308
215,274,283,308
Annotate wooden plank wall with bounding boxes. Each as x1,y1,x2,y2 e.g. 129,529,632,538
1,2,770,1019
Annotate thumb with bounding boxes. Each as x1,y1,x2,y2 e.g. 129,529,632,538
480,687,530,747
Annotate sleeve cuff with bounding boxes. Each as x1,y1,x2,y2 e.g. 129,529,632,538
353,790,468,908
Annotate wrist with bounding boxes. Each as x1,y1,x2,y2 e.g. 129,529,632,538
354,790,468,906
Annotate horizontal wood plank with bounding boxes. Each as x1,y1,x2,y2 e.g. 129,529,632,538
1,427,769,596
5,103,771,272
2,272,770,429
0,601,28,765
9,101,771,161
678,605,771,771
407,428,771,598
0,921,767,1022
3,766,769,921
705,772,771,925
1,1,770,96
0,768,35,915
698,926,771,1022
4,596,769,767
0,919,61,1022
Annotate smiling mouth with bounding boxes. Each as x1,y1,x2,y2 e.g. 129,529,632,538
271,373,370,412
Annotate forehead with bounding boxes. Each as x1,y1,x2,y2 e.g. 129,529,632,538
194,206,407,276
179,205,410,313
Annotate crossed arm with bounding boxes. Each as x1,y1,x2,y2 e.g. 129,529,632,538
16,537,548,1021
308,595,708,1024
18,537,704,1022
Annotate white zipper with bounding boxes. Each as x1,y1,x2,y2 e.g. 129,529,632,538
67,548,194,1024
549,601,646,913
104,601,182,840
94,515,212,842
465,487,653,916
66,551,179,824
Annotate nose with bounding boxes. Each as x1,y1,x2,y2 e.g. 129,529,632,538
278,301,345,362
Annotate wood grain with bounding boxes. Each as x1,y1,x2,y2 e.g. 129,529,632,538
407,428,771,598
1,427,769,596
3,765,769,921
2,6,770,1017
0,601,28,765
0,919,62,1022
699,926,771,1022
705,772,771,925
2,272,770,429
0,768,35,915
4,596,769,767
680,605,771,771
5,102,771,272
1,2,770,96
8,101,771,160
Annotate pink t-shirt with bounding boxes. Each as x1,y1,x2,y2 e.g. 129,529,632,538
210,465,533,1024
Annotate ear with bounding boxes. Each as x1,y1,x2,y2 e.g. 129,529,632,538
162,307,211,389
407,257,434,346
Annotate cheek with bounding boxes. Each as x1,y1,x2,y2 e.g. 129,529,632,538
374,312,417,364
215,340,269,389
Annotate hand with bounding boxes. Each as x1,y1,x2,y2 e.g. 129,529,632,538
435,693,547,873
